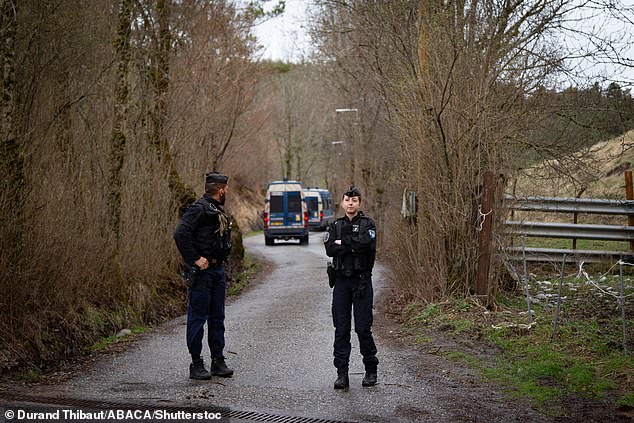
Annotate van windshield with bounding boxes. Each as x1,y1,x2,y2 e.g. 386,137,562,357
287,192,302,212
306,197,319,212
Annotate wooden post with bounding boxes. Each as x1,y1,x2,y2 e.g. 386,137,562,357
572,188,586,251
625,171,634,251
476,171,495,303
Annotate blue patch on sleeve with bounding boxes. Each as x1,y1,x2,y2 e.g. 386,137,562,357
369,229,376,239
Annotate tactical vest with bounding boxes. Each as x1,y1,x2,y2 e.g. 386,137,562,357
333,216,374,272
193,197,232,261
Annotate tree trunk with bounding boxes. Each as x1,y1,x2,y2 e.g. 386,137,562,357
151,0,195,210
108,0,133,245
1,0,23,255
0,0,23,330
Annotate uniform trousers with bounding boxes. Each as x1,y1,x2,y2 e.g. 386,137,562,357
186,266,226,360
332,273,379,373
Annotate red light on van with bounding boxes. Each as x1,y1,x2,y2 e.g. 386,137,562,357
263,212,269,229
320,211,323,220
303,211,309,226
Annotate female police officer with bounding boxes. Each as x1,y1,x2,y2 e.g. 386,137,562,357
324,186,379,389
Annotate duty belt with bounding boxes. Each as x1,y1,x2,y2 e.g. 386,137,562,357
337,269,371,278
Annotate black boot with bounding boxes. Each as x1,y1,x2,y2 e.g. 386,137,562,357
210,357,234,377
333,372,349,390
189,358,212,380
362,371,377,387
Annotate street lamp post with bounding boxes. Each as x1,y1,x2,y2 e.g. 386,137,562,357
330,140,344,200
335,108,359,187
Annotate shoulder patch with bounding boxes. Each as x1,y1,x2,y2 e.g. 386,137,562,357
324,231,330,242
369,229,376,239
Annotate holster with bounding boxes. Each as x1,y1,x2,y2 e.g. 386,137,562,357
327,261,336,288
181,263,200,288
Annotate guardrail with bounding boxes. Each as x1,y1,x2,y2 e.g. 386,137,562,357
504,195,634,263
506,195,634,215
474,171,634,302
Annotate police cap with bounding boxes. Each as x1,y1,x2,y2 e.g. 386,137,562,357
343,185,361,198
205,171,228,184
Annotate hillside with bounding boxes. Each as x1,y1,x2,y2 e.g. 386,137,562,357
516,129,634,199
228,184,264,232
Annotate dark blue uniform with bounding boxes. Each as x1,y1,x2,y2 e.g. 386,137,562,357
174,196,232,362
324,212,379,374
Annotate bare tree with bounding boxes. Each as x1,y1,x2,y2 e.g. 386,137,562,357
0,0,268,372
108,0,133,246
168,0,261,182
0,0,22,258
0,0,24,366
271,64,336,184
311,1,628,303
148,0,194,210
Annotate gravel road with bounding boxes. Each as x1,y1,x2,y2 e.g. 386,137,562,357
26,232,547,422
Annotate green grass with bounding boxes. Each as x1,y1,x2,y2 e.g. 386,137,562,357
228,253,259,296
404,302,441,326
405,297,634,412
443,351,482,368
618,393,634,408
413,333,433,344
485,307,633,405
405,302,476,334
89,325,146,352
482,337,622,404
451,319,476,334
516,236,630,252
19,368,42,382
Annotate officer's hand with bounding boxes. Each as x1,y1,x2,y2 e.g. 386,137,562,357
334,240,342,245
195,257,209,270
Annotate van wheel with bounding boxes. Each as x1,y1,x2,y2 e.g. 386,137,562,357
265,236,274,246
300,235,309,245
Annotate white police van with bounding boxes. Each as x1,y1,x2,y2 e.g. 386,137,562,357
263,180,309,245
303,188,335,231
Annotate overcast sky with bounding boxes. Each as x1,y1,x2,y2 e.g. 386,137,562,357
251,0,314,62
250,0,633,86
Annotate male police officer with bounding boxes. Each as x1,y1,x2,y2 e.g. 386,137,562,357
324,186,379,389
174,171,234,380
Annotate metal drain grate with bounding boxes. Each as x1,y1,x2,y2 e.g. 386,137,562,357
0,393,354,423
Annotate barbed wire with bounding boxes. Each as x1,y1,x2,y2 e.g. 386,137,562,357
493,234,633,302
577,261,634,299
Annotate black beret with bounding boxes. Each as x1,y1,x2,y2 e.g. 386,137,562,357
343,185,361,197
205,171,228,184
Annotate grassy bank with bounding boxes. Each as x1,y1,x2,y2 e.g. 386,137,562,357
402,278,634,417
228,253,260,296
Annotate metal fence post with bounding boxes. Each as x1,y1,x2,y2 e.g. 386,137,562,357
551,254,567,341
520,236,533,323
625,171,634,252
476,171,495,304
619,260,628,354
